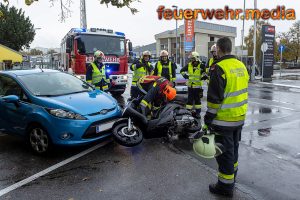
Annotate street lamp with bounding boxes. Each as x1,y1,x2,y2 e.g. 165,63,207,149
172,5,178,64
252,0,257,81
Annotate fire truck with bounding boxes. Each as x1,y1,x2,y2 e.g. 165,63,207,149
61,28,132,96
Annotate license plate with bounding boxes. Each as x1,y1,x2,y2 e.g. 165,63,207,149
96,121,115,133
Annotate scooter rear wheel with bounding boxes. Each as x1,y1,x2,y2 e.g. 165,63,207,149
112,123,143,147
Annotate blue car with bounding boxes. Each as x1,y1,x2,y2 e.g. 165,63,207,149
0,69,122,154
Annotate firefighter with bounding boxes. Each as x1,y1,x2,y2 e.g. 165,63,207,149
203,44,218,82
204,37,249,197
138,75,176,119
86,50,110,92
130,51,153,99
153,50,177,83
180,51,206,119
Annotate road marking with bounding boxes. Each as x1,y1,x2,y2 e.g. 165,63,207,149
0,139,112,197
249,101,297,111
258,81,300,89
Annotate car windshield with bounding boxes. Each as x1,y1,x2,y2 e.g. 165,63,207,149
18,72,93,96
77,34,125,56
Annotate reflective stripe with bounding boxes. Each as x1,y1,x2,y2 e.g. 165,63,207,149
186,105,193,110
95,86,100,90
141,100,149,108
207,102,221,109
87,80,92,83
234,162,238,172
207,108,218,114
102,85,108,89
218,172,234,184
131,82,137,86
195,104,202,109
212,119,244,127
191,86,202,89
221,99,248,109
225,88,248,98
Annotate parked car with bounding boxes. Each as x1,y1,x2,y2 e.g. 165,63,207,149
0,69,122,154
175,65,188,94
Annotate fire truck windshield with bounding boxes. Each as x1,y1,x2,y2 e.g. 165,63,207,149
76,34,125,56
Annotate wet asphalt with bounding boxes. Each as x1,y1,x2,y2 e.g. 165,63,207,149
1,76,300,200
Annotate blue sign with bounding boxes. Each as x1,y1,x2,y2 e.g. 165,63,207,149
278,45,285,53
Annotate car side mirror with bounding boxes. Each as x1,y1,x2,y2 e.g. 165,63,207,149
2,95,20,103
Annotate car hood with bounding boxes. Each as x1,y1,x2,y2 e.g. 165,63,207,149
34,90,118,116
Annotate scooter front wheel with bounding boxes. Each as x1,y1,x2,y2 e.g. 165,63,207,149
112,123,143,147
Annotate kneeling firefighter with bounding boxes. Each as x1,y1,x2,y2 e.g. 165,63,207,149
137,75,176,119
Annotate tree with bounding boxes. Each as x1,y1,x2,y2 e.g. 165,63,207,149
29,48,43,55
2,0,139,22
289,20,300,63
47,49,57,54
0,3,35,51
244,20,271,66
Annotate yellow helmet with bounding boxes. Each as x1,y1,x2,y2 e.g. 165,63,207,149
94,50,105,58
190,51,200,62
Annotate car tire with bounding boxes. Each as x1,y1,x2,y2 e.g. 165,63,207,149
112,123,143,147
27,125,52,155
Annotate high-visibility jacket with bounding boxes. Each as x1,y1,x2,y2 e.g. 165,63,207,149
90,62,109,85
207,58,249,127
156,61,176,82
131,59,152,85
186,62,203,88
207,58,215,73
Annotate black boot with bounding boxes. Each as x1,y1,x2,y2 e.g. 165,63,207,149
209,183,233,198
195,109,201,119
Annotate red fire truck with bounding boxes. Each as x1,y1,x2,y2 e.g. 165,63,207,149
61,28,132,95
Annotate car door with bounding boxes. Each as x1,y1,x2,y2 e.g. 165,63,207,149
0,75,33,135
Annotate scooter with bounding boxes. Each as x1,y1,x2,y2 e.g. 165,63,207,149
112,97,201,147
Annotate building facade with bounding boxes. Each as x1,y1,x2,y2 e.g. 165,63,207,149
155,21,237,65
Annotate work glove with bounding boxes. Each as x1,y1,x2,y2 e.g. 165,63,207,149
201,73,209,80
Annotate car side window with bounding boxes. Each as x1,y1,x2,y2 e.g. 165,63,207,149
0,75,29,102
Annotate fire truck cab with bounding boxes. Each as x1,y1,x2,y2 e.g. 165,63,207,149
61,28,132,96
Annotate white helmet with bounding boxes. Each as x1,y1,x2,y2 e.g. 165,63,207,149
142,51,151,57
210,44,217,52
190,51,200,62
193,133,225,159
94,50,105,58
160,50,169,57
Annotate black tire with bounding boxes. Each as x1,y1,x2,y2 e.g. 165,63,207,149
112,123,143,147
27,125,52,155
185,118,202,133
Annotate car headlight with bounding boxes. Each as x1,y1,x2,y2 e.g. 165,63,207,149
122,75,128,80
47,109,87,120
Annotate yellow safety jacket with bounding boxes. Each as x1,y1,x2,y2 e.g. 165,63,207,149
132,59,152,86
207,58,249,127
157,61,176,82
90,62,109,85
187,62,203,88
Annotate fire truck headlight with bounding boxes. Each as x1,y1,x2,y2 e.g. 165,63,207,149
106,69,111,73
122,75,128,80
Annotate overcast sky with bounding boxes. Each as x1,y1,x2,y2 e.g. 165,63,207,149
6,0,299,49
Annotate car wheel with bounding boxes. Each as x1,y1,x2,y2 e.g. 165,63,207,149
28,125,52,154
112,123,143,147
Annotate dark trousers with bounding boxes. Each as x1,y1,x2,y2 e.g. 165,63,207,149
186,87,203,111
214,127,242,190
130,85,140,99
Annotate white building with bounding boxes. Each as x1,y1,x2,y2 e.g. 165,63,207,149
155,21,237,65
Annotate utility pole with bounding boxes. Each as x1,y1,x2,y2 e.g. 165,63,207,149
252,0,257,81
80,0,87,29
